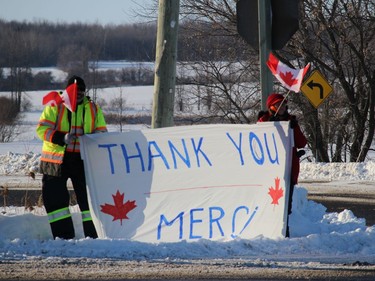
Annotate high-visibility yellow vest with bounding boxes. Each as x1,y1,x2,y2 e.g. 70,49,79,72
37,97,107,166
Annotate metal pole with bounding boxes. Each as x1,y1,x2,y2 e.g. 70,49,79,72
258,0,274,110
152,0,180,128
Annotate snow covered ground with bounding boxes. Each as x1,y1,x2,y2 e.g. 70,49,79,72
0,84,375,274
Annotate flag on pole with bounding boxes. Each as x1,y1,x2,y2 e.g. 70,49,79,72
267,53,310,93
42,91,63,106
61,82,78,112
42,81,78,112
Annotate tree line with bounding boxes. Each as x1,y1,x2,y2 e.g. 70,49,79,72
0,20,157,67
0,19,234,68
0,19,235,92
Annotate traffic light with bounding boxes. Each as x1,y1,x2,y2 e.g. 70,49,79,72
271,0,299,50
237,0,300,50
236,0,259,50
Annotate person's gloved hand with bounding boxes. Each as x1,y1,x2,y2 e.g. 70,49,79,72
269,115,280,121
257,110,267,120
290,118,298,128
296,150,305,158
64,133,77,144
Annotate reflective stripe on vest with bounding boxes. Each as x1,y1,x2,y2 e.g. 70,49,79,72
81,210,93,222
95,126,107,133
47,207,71,223
87,102,97,132
40,150,64,164
56,103,66,131
44,128,55,143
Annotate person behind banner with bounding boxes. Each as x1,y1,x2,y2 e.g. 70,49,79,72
258,93,307,237
36,75,108,240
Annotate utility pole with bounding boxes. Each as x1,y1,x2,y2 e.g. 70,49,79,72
152,0,180,128
258,0,273,110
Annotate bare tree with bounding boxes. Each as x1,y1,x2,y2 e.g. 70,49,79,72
283,0,375,162
57,44,92,78
2,22,32,112
109,88,127,132
0,97,21,142
177,1,261,124
86,25,108,102
177,60,260,123
179,0,375,162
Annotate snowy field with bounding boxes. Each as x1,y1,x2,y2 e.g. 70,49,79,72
1,73,375,273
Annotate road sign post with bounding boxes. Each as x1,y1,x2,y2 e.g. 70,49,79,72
258,0,273,110
301,70,333,162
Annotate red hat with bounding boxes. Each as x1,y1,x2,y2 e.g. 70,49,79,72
266,93,286,109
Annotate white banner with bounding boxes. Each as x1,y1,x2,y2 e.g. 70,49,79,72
80,123,294,242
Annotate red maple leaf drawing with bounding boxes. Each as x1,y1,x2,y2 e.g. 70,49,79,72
279,71,299,87
100,190,137,225
268,177,284,205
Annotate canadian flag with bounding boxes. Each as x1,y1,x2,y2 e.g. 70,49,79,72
267,53,310,93
61,82,78,112
42,81,78,112
42,91,63,106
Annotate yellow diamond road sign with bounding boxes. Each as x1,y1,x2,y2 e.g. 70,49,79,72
301,70,333,108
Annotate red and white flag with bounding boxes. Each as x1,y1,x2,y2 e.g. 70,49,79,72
42,91,63,107
42,82,78,112
267,53,310,93
61,82,78,112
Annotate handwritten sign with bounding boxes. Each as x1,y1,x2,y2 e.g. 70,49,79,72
80,123,294,242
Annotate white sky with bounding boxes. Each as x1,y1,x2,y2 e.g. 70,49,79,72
0,0,154,25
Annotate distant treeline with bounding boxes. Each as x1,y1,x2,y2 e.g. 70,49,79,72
0,20,157,67
0,20,231,68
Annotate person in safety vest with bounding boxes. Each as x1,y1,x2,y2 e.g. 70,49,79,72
258,93,307,237
36,75,107,239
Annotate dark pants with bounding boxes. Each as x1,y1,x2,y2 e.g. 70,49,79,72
42,153,97,239
285,182,295,238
